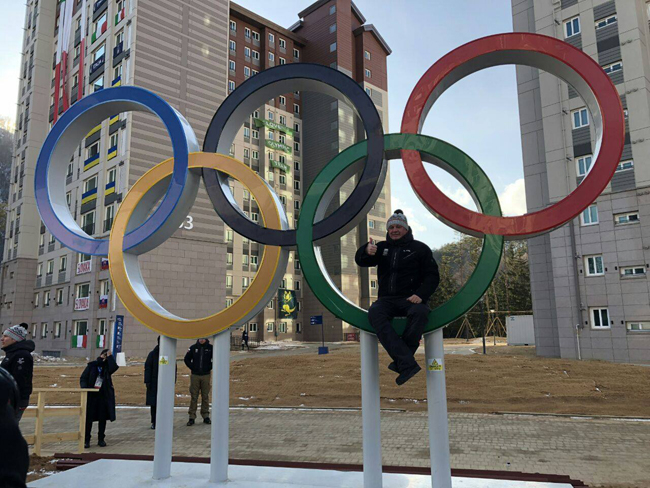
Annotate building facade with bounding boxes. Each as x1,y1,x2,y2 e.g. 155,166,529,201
513,0,650,363
1,0,390,358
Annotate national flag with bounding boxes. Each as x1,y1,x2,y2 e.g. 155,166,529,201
71,335,87,348
53,0,74,123
96,335,106,348
78,0,86,102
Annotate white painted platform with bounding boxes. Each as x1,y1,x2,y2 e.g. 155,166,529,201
28,460,574,488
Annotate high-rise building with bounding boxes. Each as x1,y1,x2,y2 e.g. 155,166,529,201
1,0,390,357
513,0,650,363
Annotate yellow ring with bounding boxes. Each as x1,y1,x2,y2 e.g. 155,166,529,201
109,152,284,338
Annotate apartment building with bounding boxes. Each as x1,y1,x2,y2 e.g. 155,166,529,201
1,0,390,358
513,0,650,363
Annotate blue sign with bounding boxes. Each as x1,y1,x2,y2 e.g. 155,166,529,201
112,315,124,355
310,315,323,325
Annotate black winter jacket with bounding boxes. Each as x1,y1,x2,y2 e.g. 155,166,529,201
184,340,213,376
145,345,177,406
80,355,119,422
355,228,440,302
1,340,35,401
0,369,28,488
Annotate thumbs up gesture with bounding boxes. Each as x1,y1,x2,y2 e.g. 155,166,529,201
367,237,377,256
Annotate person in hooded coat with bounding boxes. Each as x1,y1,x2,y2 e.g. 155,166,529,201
1,324,35,421
80,349,119,448
144,339,160,429
0,366,29,488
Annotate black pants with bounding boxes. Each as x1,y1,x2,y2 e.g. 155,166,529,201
368,297,430,372
150,405,157,425
241,340,249,351
15,398,29,422
85,417,107,443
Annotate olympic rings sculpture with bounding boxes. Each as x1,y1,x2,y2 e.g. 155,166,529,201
35,33,624,339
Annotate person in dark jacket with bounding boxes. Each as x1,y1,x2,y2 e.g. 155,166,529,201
355,210,440,385
144,339,160,429
80,349,119,448
241,329,249,351
1,325,35,421
184,338,212,426
0,367,29,488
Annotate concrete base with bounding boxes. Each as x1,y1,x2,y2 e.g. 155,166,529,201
28,460,574,487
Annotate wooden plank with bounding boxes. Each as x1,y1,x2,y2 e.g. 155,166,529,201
44,407,82,418
42,432,80,443
22,408,37,418
34,392,45,456
33,388,100,393
79,391,88,454
23,435,35,445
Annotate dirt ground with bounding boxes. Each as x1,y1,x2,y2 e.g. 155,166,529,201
29,342,650,417
26,455,57,482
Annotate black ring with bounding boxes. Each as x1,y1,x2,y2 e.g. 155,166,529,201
202,63,385,247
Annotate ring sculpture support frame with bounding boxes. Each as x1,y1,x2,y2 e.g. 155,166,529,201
33,33,623,488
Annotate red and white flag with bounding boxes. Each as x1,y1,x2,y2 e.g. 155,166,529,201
53,0,74,123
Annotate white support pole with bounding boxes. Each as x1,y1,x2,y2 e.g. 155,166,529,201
360,330,382,488
153,335,177,480
424,329,452,488
210,329,231,483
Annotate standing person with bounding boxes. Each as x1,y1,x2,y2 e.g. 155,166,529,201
355,210,440,385
1,325,35,421
0,367,29,488
144,338,160,430
80,349,119,448
184,338,212,426
241,329,249,351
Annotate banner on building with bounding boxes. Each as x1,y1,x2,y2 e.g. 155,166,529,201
99,295,108,308
254,117,294,136
72,335,87,348
278,289,298,319
101,258,109,270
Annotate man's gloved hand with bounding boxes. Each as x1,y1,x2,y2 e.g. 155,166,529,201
367,238,377,256
406,295,422,304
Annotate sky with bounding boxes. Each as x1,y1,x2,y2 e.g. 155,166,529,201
0,0,525,249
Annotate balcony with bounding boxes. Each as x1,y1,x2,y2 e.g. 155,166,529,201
103,217,113,233
82,223,95,235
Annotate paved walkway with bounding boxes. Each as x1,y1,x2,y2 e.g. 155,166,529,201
20,407,650,487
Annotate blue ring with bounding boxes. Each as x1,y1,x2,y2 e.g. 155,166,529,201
34,87,196,255
202,63,385,247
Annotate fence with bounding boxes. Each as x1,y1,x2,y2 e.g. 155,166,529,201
23,388,98,455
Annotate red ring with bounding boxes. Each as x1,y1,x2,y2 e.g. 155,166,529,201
400,33,625,238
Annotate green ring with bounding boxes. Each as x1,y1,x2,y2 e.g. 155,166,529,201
296,133,504,335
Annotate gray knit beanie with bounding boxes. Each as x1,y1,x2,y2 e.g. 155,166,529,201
3,325,27,342
386,209,408,230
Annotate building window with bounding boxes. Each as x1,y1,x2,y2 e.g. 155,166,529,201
279,38,286,48
252,150,259,160
572,108,589,129
294,104,300,114
585,255,604,276
94,76,104,92
226,298,233,307
269,33,274,43
44,291,51,307
252,129,259,139
294,162,300,172
83,175,98,194
34,292,39,307
56,288,64,305
74,320,88,336
76,282,90,299
230,20,236,31
293,48,299,59
107,167,117,185
87,142,100,160
603,61,623,74
294,123,300,132
251,212,259,222
226,252,233,265
269,52,275,62
580,204,598,226
296,323,301,333
228,80,235,92
249,323,258,332
565,16,580,38
229,60,235,71
294,181,301,191
54,321,62,338
268,110,274,120
226,229,233,242
252,31,260,41
621,266,646,277
59,255,67,272
41,323,48,338
245,27,251,38
365,87,372,96
364,50,371,60
365,68,371,78
279,174,286,185
82,211,95,235
229,40,236,51
369,220,375,229
226,275,233,288
626,322,650,332
279,114,286,124
616,160,633,172
614,212,639,224
279,57,286,65
244,66,250,77
576,155,592,177
590,307,610,329
46,260,54,275
279,322,287,333
329,23,337,33
330,42,337,52
244,47,251,58
242,277,249,288
595,15,617,29
370,280,377,289
98,318,107,336
251,255,259,265
329,4,336,14
267,322,274,332
242,254,249,266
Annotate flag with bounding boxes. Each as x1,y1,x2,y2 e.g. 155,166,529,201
278,289,298,319
78,0,86,102
53,0,74,122
96,335,106,348
71,335,87,348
